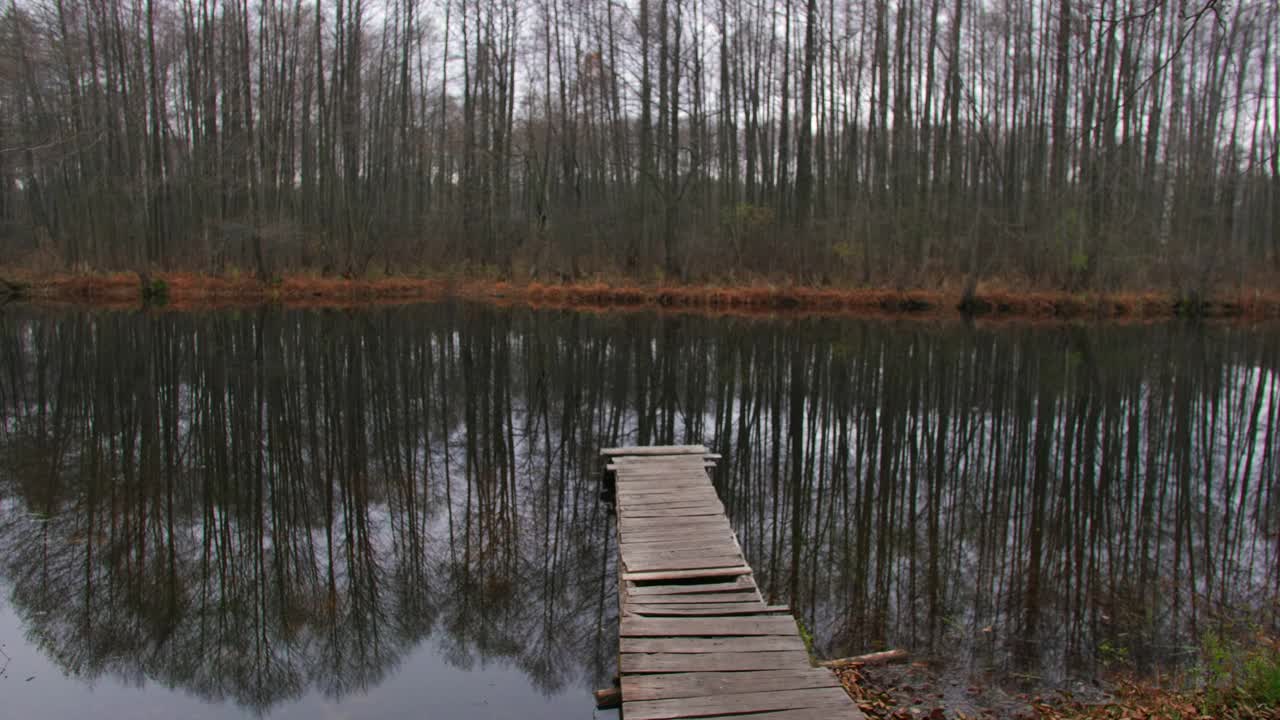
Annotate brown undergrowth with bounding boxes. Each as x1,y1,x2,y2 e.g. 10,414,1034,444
836,666,1280,720
4,269,1280,319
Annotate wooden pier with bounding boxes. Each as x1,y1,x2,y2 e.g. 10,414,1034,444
603,444,864,720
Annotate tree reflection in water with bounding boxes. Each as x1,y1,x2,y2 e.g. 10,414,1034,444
0,305,1276,714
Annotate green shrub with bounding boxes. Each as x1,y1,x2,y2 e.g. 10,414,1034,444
1198,631,1280,709
1241,648,1280,706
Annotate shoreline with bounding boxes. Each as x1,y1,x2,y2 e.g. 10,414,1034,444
834,661,1280,720
4,270,1280,320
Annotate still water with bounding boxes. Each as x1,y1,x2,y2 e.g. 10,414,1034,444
0,303,1276,718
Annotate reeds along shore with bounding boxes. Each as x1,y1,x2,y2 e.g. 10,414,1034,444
4,271,1280,319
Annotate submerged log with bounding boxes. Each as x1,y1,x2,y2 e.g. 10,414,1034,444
819,648,909,669
594,687,622,709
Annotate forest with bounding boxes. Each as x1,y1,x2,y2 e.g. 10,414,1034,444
0,0,1276,290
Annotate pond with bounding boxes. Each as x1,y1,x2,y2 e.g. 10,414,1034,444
0,303,1276,718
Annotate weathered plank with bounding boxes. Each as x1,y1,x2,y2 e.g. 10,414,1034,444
619,521,734,535
621,669,840,701
622,504,732,515
616,471,710,478
622,555,747,573
623,566,752,582
618,488,720,499
620,635,807,654
618,531,737,544
629,603,790,616
626,591,763,604
625,577,757,595
608,462,718,471
621,547,741,562
618,486,720,497
621,616,799,637
616,481,713,489
619,533,736,547
620,541,741,556
618,477,715,485
619,498,725,509
617,519,734,533
620,650,815,673
623,687,853,720
614,467,713,476
620,514,733,526
602,445,709,456
612,454,712,464
690,709,844,720
620,498,725,509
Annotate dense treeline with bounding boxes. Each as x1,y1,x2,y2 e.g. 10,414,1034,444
0,0,1275,287
0,305,1276,709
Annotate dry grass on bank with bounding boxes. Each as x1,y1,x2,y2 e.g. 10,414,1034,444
4,269,1280,319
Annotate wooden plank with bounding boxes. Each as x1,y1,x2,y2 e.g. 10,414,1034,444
621,635,806,654
618,490,719,501
616,477,710,484
616,476,711,484
615,464,710,472
602,445,708,456
616,472,707,478
620,650,814,673
620,533,735,546
618,492,720,502
621,669,839,702
618,495,723,506
620,512,730,524
623,687,853,720
619,497,724,509
618,488,719,498
629,604,788,616
617,529,736,543
619,498,723,510
622,504,727,515
621,548,742,563
619,516,731,528
620,532,740,546
615,456,708,463
620,535,738,548
693,709,855,720
623,566,751,582
626,592,762,604
613,455,711,464
616,462,708,469
620,519,733,532
620,505,725,516
610,463,718,472
630,602,785,613
621,505,724,516
619,481,721,491
623,551,743,566
623,555,746,573
621,616,798,637
611,466,706,471
629,599,778,609
626,577,756,595
616,479,714,489
620,531,739,544
620,538,737,551
616,472,709,478
618,489,716,499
